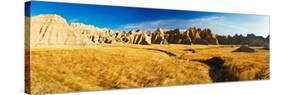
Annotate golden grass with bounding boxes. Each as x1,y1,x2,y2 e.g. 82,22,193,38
26,44,269,94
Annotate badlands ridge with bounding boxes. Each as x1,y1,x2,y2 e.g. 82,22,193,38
25,14,269,48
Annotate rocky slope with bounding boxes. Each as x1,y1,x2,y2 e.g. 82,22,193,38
27,14,84,47
70,23,114,45
26,14,269,48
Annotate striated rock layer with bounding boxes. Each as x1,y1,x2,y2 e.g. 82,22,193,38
27,14,84,47
25,14,269,48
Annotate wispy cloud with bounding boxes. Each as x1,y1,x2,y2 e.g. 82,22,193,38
119,16,224,31
118,16,268,37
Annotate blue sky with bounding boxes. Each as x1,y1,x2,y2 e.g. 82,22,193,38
25,1,269,37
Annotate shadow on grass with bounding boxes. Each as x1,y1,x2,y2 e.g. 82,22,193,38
192,57,228,82
123,46,177,57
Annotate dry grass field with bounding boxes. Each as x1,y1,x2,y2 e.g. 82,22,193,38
25,44,269,94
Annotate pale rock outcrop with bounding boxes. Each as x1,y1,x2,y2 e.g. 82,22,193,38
151,28,168,44
29,14,83,47
201,28,219,45
70,22,116,44
99,29,114,44
188,27,197,40
126,30,152,45
190,28,208,45
187,27,219,45
113,31,128,43
138,31,152,45
70,23,96,45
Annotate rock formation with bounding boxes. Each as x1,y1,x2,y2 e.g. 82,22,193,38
70,23,96,45
188,27,219,45
264,35,270,49
233,45,255,52
216,34,269,48
151,28,168,44
125,29,152,45
28,14,83,47
112,30,128,43
150,27,218,45
166,28,182,43
139,30,152,45
216,35,232,45
192,28,207,45
180,30,192,44
26,14,269,47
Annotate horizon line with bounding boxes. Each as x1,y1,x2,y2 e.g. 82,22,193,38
26,14,270,38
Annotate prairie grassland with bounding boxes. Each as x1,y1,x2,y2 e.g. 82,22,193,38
26,44,269,94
